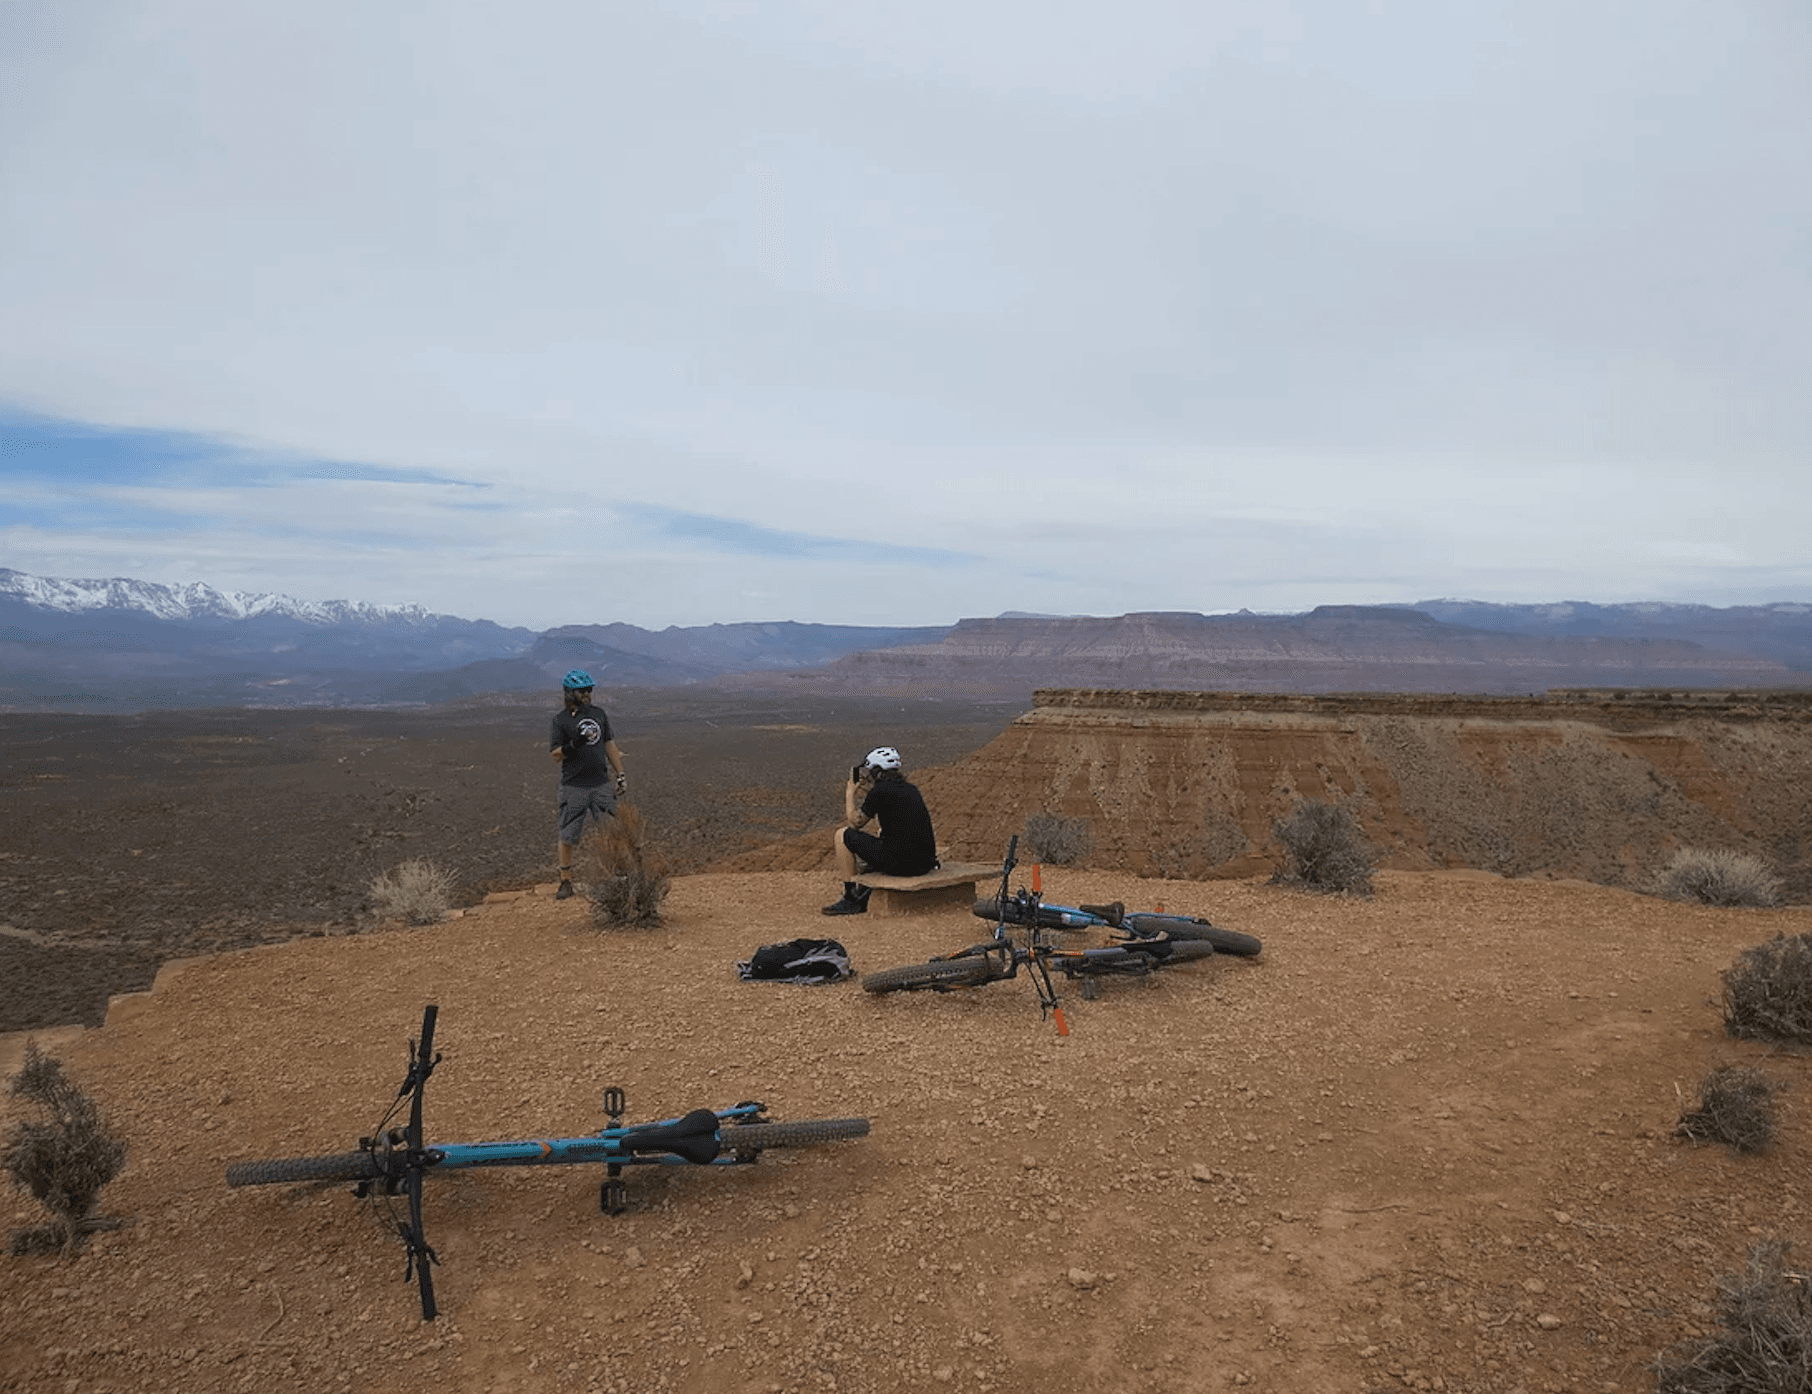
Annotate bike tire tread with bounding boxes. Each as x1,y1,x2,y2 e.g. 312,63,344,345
226,1151,384,1188
862,958,999,994
723,1119,871,1153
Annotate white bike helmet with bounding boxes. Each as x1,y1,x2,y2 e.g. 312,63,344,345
864,746,903,772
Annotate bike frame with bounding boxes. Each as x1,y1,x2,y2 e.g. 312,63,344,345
426,1102,768,1172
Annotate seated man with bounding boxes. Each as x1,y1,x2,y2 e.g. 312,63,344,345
822,746,939,916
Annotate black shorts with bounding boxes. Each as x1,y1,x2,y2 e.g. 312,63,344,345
842,827,935,877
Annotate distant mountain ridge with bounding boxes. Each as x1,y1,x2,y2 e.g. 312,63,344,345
0,566,958,709
3,565,1810,711
734,605,1807,700
1397,599,1812,669
0,566,439,625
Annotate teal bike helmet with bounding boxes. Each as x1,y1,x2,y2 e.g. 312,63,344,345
562,669,594,690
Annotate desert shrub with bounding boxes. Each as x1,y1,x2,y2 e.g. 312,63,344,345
1722,933,1812,1044
1654,1239,1812,1393
581,804,670,928
1659,848,1782,908
367,858,454,925
1023,813,1093,866
1269,800,1377,896
4,1040,128,1255
1675,1066,1784,1155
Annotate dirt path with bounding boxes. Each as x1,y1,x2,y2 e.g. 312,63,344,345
3,869,1807,1393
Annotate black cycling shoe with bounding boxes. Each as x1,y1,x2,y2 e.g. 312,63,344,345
821,882,870,916
555,880,576,901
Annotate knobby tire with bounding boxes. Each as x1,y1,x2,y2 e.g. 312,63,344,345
1157,923,1263,956
862,958,999,994
1153,940,1218,965
723,1119,871,1153
226,1151,385,1188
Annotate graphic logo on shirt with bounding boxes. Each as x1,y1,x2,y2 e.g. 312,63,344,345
575,718,602,747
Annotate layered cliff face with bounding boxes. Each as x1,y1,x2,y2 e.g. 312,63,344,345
912,689,1812,894
742,609,1801,701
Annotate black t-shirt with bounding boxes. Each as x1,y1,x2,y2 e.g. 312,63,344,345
549,703,614,787
860,775,938,872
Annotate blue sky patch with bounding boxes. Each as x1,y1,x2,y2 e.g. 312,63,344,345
0,408,480,490
622,504,969,566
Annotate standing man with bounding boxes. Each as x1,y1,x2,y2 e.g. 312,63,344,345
822,746,938,916
549,669,627,900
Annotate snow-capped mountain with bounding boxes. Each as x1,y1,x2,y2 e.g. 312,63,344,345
0,566,542,708
0,567,437,625
0,566,950,710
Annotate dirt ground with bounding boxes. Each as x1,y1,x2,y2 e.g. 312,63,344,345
4,865,1808,1394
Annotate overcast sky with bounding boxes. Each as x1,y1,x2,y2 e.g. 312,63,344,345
2,1,1808,630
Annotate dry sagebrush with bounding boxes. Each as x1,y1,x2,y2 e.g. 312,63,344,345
581,804,670,928
1655,1240,1812,1394
1659,848,1782,909
1722,933,1812,1045
1675,1066,1784,1155
367,858,455,925
4,1041,128,1255
1023,812,1094,866
1269,800,1377,896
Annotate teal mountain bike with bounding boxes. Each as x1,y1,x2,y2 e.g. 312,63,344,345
225,1005,870,1320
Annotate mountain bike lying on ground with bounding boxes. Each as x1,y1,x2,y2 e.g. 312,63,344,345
225,1005,870,1321
974,888,1263,963
860,839,1262,1029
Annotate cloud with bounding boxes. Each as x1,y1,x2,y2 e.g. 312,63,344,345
1,1,1808,627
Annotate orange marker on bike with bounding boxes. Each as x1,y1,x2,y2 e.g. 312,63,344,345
1032,864,1041,893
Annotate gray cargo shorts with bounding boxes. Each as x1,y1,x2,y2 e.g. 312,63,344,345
558,783,619,844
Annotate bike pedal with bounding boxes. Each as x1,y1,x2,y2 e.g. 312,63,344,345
600,1180,628,1216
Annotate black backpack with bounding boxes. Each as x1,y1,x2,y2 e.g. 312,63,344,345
736,938,853,984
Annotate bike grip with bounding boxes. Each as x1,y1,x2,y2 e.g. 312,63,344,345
419,1004,438,1057
1053,1006,1069,1037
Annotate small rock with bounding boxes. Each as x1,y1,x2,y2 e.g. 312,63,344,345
623,1246,644,1269
1191,1163,1214,1182
1067,1268,1097,1291
1536,1313,1563,1330
1523,1278,1547,1294
736,1262,754,1290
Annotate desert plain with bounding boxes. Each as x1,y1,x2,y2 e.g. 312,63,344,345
2,689,1808,1394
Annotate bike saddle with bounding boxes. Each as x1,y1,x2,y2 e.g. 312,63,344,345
622,1108,723,1165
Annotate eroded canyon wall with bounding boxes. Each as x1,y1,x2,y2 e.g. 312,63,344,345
728,689,1812,894
913,689,1812,894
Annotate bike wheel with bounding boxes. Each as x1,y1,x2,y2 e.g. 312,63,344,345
862,958,998,994
1131,918,1262,956
226,1150,384,1188
1153,940,1218,965
723,1118,871,1154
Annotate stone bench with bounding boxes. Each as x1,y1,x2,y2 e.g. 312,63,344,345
852,863,998,916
